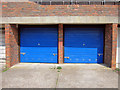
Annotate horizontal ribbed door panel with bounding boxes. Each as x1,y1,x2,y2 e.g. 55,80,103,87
64,27,104,63
20,27,58,63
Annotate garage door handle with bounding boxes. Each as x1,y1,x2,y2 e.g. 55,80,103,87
21,53,26,55
64,57,69,59
98,53,103,56
53,53,57,56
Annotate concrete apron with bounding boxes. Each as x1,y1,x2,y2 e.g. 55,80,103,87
2,63,118,88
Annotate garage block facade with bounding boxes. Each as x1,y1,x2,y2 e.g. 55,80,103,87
4,24,118,70
1,0,120,70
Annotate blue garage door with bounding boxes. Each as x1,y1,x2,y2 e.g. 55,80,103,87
64,27,104,63
20,27,58,63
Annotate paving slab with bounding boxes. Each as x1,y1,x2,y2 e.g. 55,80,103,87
2,63,58,88
56,64,118,88
2,63,118,88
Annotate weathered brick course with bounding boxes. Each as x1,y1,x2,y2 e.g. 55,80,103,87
2,2,118,17
105,24,118,70
5,24,19,68
58,24,64,64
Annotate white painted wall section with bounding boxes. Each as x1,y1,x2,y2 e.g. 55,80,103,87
116,28,120,68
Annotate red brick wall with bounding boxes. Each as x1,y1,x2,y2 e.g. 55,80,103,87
5,24,19,68
2,2,118,17
104,24,118,70
111,24,118,70
104,24,112,67
58,24,64,64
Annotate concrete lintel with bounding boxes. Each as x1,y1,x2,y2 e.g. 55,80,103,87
1,16,119,24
